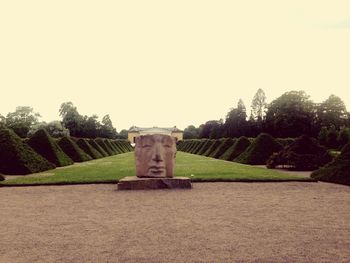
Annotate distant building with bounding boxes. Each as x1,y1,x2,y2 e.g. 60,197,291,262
128,126,183,143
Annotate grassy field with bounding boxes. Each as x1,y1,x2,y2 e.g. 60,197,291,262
0,152,314,186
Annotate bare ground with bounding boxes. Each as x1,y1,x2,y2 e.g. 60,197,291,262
0,182,349,263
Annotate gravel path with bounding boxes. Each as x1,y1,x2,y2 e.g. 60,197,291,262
1,182,349,263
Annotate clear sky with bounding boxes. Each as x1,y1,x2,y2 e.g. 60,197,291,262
1,1,349,131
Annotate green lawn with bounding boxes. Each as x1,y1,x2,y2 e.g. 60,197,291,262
0,152,314,186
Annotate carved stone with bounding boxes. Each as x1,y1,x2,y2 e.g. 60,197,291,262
117,176,192,190
134,134,176,178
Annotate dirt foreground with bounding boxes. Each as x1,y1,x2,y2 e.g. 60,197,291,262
1,182,349,263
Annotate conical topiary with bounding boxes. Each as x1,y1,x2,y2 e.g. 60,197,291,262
76,138,103,159
88,139,109,157
194,139,210,155
58,136,92,162
267,135,332,170
0,128,55,175
0,173,5,181
204,139,223,157
104,139,120,154
27,129,73,167
219,136,250,161
198,140,215,155
234,133,283,165
211,138,236,159
311,142,350,185
95,138,114,156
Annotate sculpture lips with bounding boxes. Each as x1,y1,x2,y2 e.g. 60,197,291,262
149,166,165,173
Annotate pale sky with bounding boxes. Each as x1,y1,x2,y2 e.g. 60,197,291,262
1,1,349,131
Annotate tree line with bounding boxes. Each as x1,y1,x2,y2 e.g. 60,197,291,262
184,89,350,148
0,102,128,139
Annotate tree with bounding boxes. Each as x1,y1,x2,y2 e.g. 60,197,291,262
265,91,316,137
99,114,117,139
224,99,247,138
316,95,348,129
183,125,200,139
5,106,41,137
250,88,267,122
59,102,82,137
0,114,5,128
199,120,223,139
117,129,128,139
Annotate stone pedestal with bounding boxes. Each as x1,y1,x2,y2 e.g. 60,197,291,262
117,176,192,190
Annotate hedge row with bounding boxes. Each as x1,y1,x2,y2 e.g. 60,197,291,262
0,128,133,175
177,133,336,170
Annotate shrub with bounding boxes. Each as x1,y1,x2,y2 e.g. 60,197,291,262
211,138,236,159
0,173,5,181
0,128,55,175
338,128,350,149
234,133,283,165
276,138,295,148
191,139,207,154
104,139,120,154
95,138,114,155
204,139,224,157
199,140,215,155
88,139,109,157
196,139,211,155
188,140,202,153
182,140,195,152
311,141,350,185
76,138,103,159
27,129,73,167
267,135,332,170
58,136,92,162
219,136,250,161
112,141,125,153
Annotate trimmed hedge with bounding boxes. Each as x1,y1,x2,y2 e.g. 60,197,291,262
204,139,223,157
188,140,201,153
95,138,114,156
267,135,332,171
211,138,236,159
27,129,73,167
195,139,210,155
0,128,55,175
219,136,250,161
311,142,350,185
0,173,5,181
76,138,103,159
191,140,207,154
199,140,215,155
58,136,92,162
234,133,283,165
104,139,120,154
88,139,109,157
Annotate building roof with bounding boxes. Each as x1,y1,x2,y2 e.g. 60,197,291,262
129,126,183,133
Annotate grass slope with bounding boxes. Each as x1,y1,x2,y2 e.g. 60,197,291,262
1,152,313,186
27,129,73,167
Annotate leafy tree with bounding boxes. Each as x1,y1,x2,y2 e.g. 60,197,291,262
5,106,41,138
318,126,328,146
0,114,5,128
183,125,200,139
199,120,224,139
117,129,128,139
250,88,267,122
265,91,316,137
100,114,117,139
59,102,82,137
338,128,350,148
81,115,100,138
317,95,348,129
326,126,339,149
224,99,247,138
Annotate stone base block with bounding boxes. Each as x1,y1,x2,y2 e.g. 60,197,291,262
117,176,192,190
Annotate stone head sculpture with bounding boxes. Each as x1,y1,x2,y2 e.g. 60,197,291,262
134,134,177,178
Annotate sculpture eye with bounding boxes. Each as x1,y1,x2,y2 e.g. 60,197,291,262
164,144,171,148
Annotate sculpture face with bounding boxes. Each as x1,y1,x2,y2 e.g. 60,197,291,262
135,134,177,178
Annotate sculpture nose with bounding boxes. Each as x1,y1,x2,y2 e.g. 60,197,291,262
152,145,163,163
